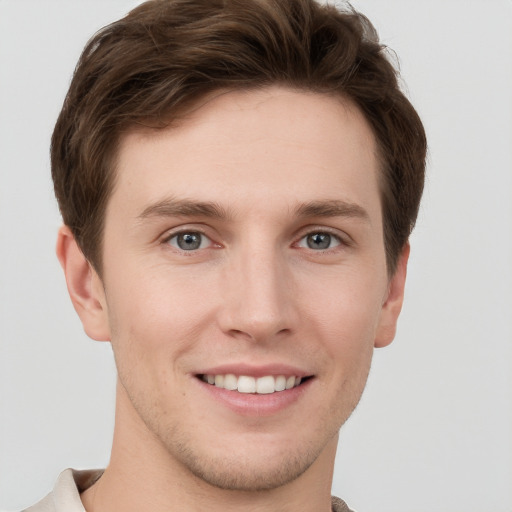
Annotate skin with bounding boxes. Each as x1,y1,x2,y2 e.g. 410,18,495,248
57,87,408,512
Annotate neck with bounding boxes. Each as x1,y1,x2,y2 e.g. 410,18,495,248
81,382,338,512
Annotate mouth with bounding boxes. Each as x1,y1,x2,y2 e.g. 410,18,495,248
197,373,311,394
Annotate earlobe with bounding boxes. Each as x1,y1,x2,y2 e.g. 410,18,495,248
56,225,111,342
374,243,410,348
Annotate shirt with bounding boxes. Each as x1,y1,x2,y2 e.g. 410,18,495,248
24,469,355,512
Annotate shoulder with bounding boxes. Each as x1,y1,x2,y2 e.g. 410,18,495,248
331,495,357,512
22,469,103,512
22,492,56,512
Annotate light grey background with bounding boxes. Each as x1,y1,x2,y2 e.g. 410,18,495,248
1,1,511,511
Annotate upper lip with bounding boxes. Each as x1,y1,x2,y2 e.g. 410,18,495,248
194,363,312,378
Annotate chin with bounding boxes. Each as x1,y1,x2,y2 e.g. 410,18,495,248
171,440,321,492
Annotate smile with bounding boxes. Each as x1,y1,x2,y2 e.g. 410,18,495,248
199,374,305,394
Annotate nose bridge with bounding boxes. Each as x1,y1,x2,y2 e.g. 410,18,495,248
221,236,295,341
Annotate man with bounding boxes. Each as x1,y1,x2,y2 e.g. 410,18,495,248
26,0,426,510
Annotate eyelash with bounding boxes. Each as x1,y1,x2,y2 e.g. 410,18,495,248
164,230,216,252
295,231,344,251
162,228,349,253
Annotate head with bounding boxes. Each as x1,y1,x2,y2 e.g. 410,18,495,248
53,0,426,497
52,0,426,278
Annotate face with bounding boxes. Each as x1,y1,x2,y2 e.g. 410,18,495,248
84,87,406,490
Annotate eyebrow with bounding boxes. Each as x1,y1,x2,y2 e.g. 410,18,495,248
295,200,370,223
137,198,230,221
137,197,369,223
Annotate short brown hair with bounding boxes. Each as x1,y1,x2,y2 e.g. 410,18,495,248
51,0,426,275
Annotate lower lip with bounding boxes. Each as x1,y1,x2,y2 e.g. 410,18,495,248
195,377,312,416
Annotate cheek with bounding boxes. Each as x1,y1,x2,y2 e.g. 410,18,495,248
104,265,217,371
299,268,386,352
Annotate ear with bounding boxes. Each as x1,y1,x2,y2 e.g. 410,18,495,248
374,243,410,348
56,225,111,341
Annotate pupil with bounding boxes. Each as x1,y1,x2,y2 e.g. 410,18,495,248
308,233,330,250
178,233,201,250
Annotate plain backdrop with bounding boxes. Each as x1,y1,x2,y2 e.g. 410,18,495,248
1,1,511,511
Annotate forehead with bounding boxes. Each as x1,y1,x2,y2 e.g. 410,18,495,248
110,87,380,222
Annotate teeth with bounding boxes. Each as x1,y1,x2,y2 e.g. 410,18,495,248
256,375,275,394
238,376,256,393
275,375,286,392
202,374,305,394
223,373,238,391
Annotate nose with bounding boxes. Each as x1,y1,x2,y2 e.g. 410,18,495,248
217,243,298,343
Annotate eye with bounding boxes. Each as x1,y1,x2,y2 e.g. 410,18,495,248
297,232,341,250
167,231,211,251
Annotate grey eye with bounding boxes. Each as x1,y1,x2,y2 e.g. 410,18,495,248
168,232,209,251
298,232,341,250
